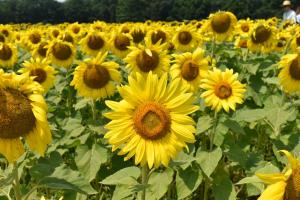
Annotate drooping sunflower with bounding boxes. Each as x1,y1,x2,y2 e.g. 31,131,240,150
172,25,201,52
124,37,170,76
170,48,209,91
104,72,199,168
0,70,52,163
256,150,300,200
200,68,246,113
278,53,300,93
109,31,132,58
0,43,18,68
46,39,76,68
70,52,121,100
204,11,237,42
80,31,108,57
247,22,276,53
19,58,56,93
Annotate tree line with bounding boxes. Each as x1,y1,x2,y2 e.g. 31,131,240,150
0,0,291,24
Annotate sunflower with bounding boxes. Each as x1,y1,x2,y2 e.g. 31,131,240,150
170,48,209,91
58,30,77,46
104,72,199,168
204,11,237,42
32,40,49,59
70,52,121,99
234,37,248,49
0,70,51,163
256,150,300,200
290,32,300,53
109,31,132,58
124,37,170,76
0,43,18,68
46,39,76,68
0,25,13,42
147,28,170,45
200,68,246,113
22,29,43,50
68,22,83,39
274,32,291,52
130,25,147,45
278,53,300,93
19,58,56,93
247,22,276,53
172,25,201,52
49,27,61,39
235,18,253,37
80,31,108,57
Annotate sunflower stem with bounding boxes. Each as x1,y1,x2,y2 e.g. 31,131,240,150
91,99,97,122
141,165,149,200
209,111,218,151
210,38,216,59
12,163,22,200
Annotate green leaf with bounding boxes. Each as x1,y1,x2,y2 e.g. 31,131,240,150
101,167,140,185
196,147,222,177
75,143,108,182
212,168,236,200
112,185,135,200
233,109,266,123
196,116,213,135
176,166,203,199
146,168,174,200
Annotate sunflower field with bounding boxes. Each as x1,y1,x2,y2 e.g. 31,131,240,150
1,11,300,200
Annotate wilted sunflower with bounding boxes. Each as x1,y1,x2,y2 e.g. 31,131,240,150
247,22,276,53
19,58,56,93
0,70,51,163
278,53,300,93
104,72,199,168
200,68,246,113
109,31,132,58
172,25,201,52
124,37,170,76
80,31,108,57
205,11,237,42
0,43,18,68
256,150,300,200
170,48,209,91
46,39,76,68
70,52,121,99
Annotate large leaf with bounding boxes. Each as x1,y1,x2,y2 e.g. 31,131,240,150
75,143,108,182
101,167,140,185
212,168,237,200
196,147,222,177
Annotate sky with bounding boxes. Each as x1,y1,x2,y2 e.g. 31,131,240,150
55,0,66,2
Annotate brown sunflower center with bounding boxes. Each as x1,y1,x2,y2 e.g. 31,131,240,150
132,30,145,44
0,89,36,139
133,102,171,140
72,26,80,34
87,35,104,50
296,37,300,46
136,50,159,72
284,165,300,200
1,29,9,37
178,31,192,45
151,30,167,44
83,64,110,89
211,13,231,33
239,39,248,48
37,42,48,57
29,68,47,84
251,25,271,44
0,34,5,43
62,34,74,44
29,33,41,44
52,42,72,60
114,34,130,51
241,24,250,32
52,30,60,38
289,56,300,80
181,60,199,81
0,44,12,61
215,82,232,99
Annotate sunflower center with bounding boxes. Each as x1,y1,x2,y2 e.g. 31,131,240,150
178,31,192,45
83,64,110,89
37,42,48,57
1,30,9,37
29,68,47,84
52,43,72,60
62,34,74,44
72,26,80,34
289,57,300,80
114,34,130,51
215,82,232,99
239,39,248,48
151,30,167,44
87,35,104,50
0,44,12,61
241,24,249,32
0,34,5,43
296,37,300,46
0,89,36,139
29,33,41,44
133,102,171,140
132,30,145,44
251,25,271,44
136,50,159,72
211,13,231,33
52,30,60,38
181,60,199,81
284,165,300,200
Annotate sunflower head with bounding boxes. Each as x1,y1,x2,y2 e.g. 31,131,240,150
110,32,132,58
47,39,75,68
80,31,107,56
0,43,18,68
172,25,200,51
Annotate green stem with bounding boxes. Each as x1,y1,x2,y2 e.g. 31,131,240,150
209,111,218,151
91,99,97,122
203,178,209,200
12,163,22,200
141,165,149,200
210,38,216,59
